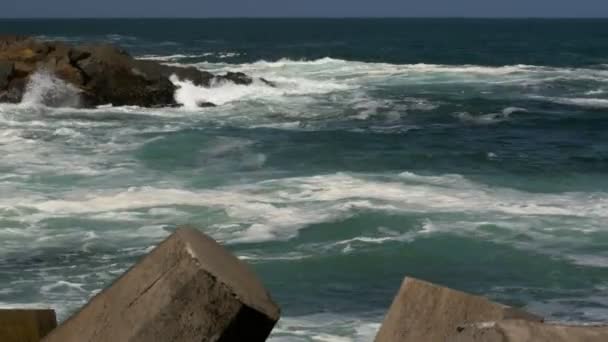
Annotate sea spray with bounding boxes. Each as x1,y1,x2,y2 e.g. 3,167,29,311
20,70,82,108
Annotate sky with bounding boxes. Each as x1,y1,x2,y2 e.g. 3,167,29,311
2,0,608,18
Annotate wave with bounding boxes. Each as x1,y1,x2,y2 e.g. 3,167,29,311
453,107,528,125
138,52,241,62
269,313,380,341
137,53,215,62
3,170,608,326
585,89,606,96
6,172,608,246
204,57,532,74
175,57,608,83
136,53,603,79
532,96,608,109
170,74,352,108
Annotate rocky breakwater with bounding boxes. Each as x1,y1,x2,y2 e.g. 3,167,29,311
0,35,268,108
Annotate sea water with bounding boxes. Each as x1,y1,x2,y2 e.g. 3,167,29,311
1,19,608,341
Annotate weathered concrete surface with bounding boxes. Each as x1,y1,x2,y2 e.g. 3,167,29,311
374,277,541,342
450,319,608,342
0,309,57,342
43,227,280,342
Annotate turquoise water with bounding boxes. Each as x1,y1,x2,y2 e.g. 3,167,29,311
2,19,608,340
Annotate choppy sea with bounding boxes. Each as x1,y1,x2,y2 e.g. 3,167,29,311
2,19,608,341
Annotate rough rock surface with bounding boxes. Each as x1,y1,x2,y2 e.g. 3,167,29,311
42,227,280,342
0,309,57,342
450,319,608,342
374,277,542,342
0,35,263,108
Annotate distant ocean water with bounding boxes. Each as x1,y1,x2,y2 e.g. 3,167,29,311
2,18,608,341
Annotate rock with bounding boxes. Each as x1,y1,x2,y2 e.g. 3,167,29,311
13,61,36,77
374,277,542,342
0,36,270,108
167,65,214,86
0,77,26,103
0,61,14,89
216,72,253,86
0,35,30,48
67,48,91,64
0,309,57,341
43,226,280,342
54,60,85,86
451,319,608,342
196,100,217,108
69,44,177,107
260,77,276,87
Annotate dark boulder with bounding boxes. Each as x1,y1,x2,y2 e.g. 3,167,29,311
0,61,13,89
216,71,253,86
196,100,217,108
166,65,214,86
0,77,26,104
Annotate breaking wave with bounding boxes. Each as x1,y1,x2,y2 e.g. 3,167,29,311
21,71,82,108
5,172,608,245
176,57,608,83
170,74,352,109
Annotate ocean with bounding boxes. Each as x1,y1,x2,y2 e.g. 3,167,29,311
1,18,608,341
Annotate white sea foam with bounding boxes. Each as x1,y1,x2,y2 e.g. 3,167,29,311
138,52,241,62
185,57,608,85
568,255,608,268
453,106,528,125
269,313,381,342
170,74,351,109
21,71,82,108
585,89,606,95
41,281,88,294
137,53,214,61
5,172,608,245
533,96,608,109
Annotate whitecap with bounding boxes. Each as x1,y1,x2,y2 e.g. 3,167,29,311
533,96,608,109
454,111,510,125
170,74,351,108
137,53,214,62
9,172,608,245
269,313,381,342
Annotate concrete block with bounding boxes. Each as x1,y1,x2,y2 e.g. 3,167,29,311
0,309,57,342
451,319,608,342
374,277,541,342
43,227,280,342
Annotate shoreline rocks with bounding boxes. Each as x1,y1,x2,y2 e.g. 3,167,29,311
0,35,265,108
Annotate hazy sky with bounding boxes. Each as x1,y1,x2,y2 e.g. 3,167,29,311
3,0,608,18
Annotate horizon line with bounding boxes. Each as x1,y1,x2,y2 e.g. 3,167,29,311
1,16,608,20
